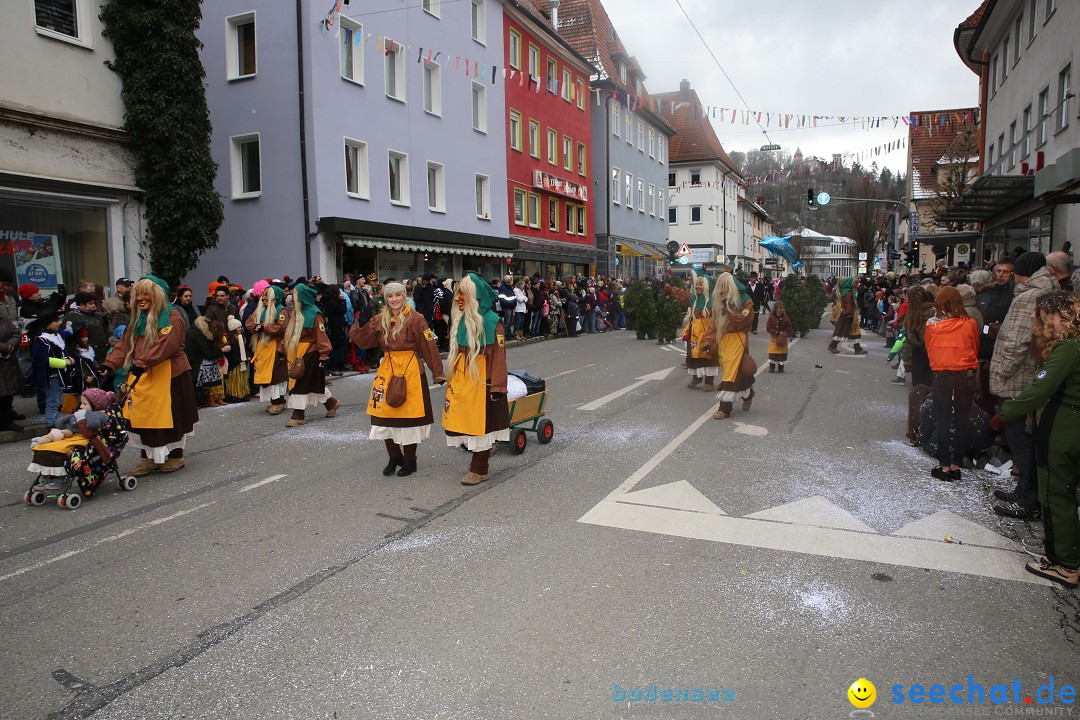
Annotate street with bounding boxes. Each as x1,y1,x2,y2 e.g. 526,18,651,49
1,324,1077,720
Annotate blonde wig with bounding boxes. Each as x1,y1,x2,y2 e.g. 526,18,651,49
448,274,486,382
379,282,409,342
123,278,169,369
253,287,281,352
711,272,744,340
682,270,713,327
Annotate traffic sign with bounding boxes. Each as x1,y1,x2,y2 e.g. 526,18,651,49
817,192,831,206
677,243,692,257
678,256,690,265
858,252,867,261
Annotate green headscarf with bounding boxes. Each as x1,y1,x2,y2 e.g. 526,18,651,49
456,273,500,347
133,274,172,336
257,285,284,325
294,283,320,329
732,276,751,306
691,273,715,312
839,277,854,297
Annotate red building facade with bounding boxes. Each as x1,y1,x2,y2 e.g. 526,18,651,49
503,0,595,278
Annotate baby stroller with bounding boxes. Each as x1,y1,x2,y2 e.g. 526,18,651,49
24,376,139,510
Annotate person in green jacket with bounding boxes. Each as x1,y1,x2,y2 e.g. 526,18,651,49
992,291,1080,589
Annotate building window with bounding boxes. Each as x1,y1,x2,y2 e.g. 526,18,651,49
1057,64,1071,132
1022,105,1032,158
576,206,586,236
638,179,645,212
423,61,442,115
577,143,586,176
1014,14,1023,64
547,128,557,165
625,112,631,144
649,184,656,216
527,192,541,229
1045,0,1055,20
388,151,410,205
648,129,655,158
997,132,1005,173
427,162,445,212
226,12,257,80
548,198,559,232
576,78,585,110
565,203,574,235
658,192,664,220
1001,38,1009,81
546,58,557,94
611,168,620,204
475,174,491,219
637,120,644,152
562,136,572,171
1029,0,1038,41
658,136,665,164
472,82,487,132
988,143,995,166
1037,86,1049,145
690,169,701,186
619,63,626,84
344,138,369,199
528,45,539,80
668,171,676,188
528,120,540,158
513,188,526,225
340,17,364,84
690,205,702,224
508,29,521,70
471,0,486,44
230,133,261,198
625,173,633,209
561,69,572,102
1008,121,1017,169
423,0,441,18
991,53,998,93
668,206,677,224
385,42,405,101
509,110,522,151
34,0,88,42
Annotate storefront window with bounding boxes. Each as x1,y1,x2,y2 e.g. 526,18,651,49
0,199,108,293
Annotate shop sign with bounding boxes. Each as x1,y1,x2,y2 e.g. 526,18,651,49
532,170,588,202
5,232,64,292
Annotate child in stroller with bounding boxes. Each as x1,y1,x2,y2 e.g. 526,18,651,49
25,386,134,509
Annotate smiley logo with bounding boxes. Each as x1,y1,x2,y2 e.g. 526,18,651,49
848,678,876,709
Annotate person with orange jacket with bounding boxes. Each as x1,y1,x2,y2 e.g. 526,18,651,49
924,286,980,482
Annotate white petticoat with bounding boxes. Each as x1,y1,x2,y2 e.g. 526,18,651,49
259,382,288,402
446,429,511,452
128,432,192,465
26,463,67,477
287,389,333,410
688,367,719,378
369,424,432,446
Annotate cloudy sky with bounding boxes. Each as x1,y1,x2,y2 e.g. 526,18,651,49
604,0,979,173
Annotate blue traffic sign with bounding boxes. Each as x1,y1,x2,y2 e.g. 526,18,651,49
816,192,831,206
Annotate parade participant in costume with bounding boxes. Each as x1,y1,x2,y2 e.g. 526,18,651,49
282,282,339,427
103,276,198,475
667,272,719,391
711,273,756,420
827,277,868,355
442,273,510,485
351,282,446,477
223,317,251,402
766,301,795,373
992,292,1080,588
245,284,289,415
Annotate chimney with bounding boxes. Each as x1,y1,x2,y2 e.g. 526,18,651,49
550,0,560,29
679,79,691,100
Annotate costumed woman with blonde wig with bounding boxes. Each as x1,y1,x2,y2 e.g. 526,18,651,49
350,282,446,478
244,284,289,415
711,272,756,420
103,276,199,475
666,271,720,391
282,282,339,427
442,273,510,485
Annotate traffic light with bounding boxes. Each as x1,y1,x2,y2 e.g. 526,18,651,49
904,241,920,268
668,248,677,266
807,188,815,207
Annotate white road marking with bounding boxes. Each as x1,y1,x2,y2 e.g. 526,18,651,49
733,422,768,436
239,474,287,493
578,366,676,411
549,363,596,379
0,503,213,583
744,495,877,533
617,480,726,515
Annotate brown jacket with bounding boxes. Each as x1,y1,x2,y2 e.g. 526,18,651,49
766,311,794,338
105,309,190,377
278,309,333,361
350,308,445,382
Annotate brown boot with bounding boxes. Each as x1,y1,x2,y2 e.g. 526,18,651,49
688,376,702,389
703,380,714,392
266,402,285,415
742,388,755,411
286,410,305,427
460,471,490,485
159,457,185,473
131,457,160,477
324,397,340,418
713,401,733,420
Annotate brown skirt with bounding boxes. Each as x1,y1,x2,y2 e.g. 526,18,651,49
290,349,326,396
133,371,199,448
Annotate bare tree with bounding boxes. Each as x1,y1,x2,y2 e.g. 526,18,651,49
842,175,886,264
929,126,980,232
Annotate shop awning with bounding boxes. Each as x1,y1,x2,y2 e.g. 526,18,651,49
914,230,983,246
937,175,1035,224
1035,147,1080,201
341,235,510,258
618,240,651,258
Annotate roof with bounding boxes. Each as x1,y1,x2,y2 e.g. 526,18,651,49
938,174,1035,224
953,0,993,73
907,106,980,201
504,0,597,72
654,84,741,176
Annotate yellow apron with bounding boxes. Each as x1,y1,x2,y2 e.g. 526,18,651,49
768,335,789,355
34,434,89,454
285,341,311,391
717,333,746,383
123,359,173,429
252,338,279,385
442,354,488,436
689,317,712,359
368,350,426,419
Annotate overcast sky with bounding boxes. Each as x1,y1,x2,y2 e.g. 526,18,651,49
604,0,979,173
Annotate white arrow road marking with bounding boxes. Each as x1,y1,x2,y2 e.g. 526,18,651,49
239,474,287,493
578,366,676,411
549,363,596,379
0,503,213,584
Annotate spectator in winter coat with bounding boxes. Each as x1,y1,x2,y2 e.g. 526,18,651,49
0,268,23,431
497,276,516,330
29,311,73,428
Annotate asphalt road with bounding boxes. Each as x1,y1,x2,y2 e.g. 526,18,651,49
0,322,1076,719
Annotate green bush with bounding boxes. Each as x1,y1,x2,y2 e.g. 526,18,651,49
623,281,656,339
779,274,829,337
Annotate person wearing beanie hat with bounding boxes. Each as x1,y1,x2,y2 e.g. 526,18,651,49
246,284,289,414
19,284,39,302
281,283,338,427
103,276,198,476
223,316,251,403
350,282,446,477
988,251,1061,520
